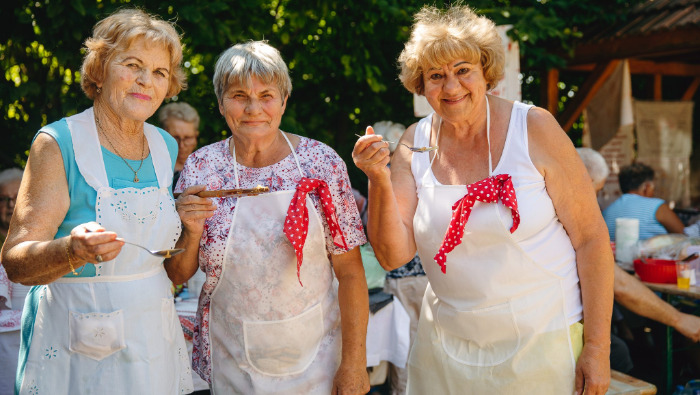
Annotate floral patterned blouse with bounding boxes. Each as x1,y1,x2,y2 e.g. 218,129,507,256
175,135,366,383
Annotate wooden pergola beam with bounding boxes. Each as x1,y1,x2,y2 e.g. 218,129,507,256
654,74,663,101
556,60,621,132
567,59,700,76
682,77,700,100
565,27,700,66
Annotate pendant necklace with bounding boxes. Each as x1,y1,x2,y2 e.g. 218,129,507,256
95,116,146,182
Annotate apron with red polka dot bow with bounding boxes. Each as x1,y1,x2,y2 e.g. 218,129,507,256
406,97,576,394
209,131,342,395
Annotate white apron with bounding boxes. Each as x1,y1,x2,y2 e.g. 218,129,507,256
209,132,341,395
407,99,576,394
19,108,194,394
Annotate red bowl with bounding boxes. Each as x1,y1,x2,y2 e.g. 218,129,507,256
633,259,677,284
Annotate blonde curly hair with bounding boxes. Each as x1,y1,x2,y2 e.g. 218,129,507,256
80,8,186,100
398,5,505,95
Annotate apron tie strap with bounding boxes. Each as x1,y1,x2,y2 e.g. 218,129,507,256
284,177,348,285
433,174,520,273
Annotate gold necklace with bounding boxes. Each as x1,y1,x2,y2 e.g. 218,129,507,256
95,116,146,182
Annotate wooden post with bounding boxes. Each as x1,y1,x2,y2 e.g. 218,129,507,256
556,60,620,133
654,74,662,101
544,68,559,116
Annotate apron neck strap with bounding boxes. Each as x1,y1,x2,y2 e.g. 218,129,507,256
231,130,305,188
485,95,492,176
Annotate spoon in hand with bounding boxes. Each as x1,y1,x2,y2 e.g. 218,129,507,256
354,134,438,153
118,238,185,259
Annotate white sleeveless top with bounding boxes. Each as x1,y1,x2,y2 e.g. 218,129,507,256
411,102,583,324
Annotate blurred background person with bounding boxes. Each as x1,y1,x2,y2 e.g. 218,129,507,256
159,101,200,188
0,168,30,395
603,162,685,241
578,148,700,375
171,41,369,394
353,5,613,394
1,9,194,394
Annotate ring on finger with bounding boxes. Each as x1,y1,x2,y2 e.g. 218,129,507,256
95,254,103,263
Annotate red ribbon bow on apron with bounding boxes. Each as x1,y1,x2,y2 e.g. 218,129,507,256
284,177,348,285
434,174,520,273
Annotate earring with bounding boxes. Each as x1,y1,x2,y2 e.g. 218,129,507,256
96,87,102,94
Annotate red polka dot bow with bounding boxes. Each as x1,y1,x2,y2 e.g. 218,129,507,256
434,174,520,273
285,177,348,286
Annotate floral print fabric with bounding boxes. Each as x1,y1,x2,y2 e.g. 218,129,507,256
175,136,366,383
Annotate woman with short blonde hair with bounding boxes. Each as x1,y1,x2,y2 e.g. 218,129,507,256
354,4,613,394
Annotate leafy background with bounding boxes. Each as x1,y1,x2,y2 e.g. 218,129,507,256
1,0,645,191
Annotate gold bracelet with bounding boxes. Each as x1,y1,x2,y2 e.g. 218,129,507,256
65,236,85,276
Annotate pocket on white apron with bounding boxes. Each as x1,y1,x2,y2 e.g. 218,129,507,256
69,309,126,361
243,303,324,376
436,301,520,367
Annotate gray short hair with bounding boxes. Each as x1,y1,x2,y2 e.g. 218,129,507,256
0,168,23,186
213,40,292,104
158,102,200,129
576,148,609,184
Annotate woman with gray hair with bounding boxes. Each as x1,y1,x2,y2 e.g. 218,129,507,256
353,5,613,394
1,9,195,394
172,40,370,394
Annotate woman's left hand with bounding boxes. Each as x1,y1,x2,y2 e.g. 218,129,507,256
574,343,610,395
175,185,216,235
331,361,370,395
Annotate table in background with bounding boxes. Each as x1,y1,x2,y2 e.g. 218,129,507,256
643,282,700,394
606,370,657,395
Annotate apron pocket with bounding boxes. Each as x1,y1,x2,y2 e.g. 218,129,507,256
436,301,520,367
69,309,126,361
243,303,324,376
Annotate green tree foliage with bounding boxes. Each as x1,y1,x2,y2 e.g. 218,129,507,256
1,0,642,188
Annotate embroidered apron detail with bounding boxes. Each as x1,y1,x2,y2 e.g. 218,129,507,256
19,107,193,394
284,177,348,285
68,310,126,361
434,174,519,273
243,303,324,376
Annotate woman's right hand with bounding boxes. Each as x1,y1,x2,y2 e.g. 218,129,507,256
175,185,216,235
352,126,391,181
69,222,123,263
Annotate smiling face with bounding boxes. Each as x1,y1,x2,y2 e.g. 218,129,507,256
218,76,287,139
422,58,487,123
98,38,171,122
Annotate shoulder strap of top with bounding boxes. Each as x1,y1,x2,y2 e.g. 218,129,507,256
144,124,173,190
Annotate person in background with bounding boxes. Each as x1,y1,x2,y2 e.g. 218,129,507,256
158,101,200,188
603,162,685,241
1,9,194,394
0,168,30,395
578,148,700,374
353,5,613,394
172,40,369,394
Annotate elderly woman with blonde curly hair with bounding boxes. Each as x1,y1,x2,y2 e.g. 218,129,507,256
353,5,614,394
1,9,196,394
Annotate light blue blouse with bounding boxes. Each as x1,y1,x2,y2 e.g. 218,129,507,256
37,117,178,277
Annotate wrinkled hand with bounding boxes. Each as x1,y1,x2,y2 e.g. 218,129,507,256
176,185,216,235
675,312,700,342
574,344,610,395
69,222,123,263
331,362,370,395
352,126,391,181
